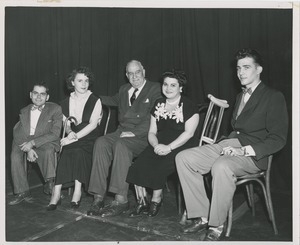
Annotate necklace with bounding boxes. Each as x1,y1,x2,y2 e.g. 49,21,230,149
166,96,181,105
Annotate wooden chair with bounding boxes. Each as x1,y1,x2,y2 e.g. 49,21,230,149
178,94,229,218
225,155,278,237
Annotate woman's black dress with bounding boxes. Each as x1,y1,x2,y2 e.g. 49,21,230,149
126,96,199,190
55,94,100,190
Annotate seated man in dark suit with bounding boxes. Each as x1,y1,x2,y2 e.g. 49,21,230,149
87,60,162,217
175,48,288,241
9,82,63,205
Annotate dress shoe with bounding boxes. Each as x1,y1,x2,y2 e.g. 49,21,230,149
46,198,61,211
43,178,55,195
8,191,32,205
203,226,224,241
147,200,162,217
87,199,105,216
70,199,81,209
129,198,149,217
182,217,208,233
100,200,129,217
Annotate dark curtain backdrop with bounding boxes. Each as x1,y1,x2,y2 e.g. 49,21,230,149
5,7,292,190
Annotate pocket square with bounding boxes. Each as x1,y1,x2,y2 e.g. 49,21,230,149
144,98,149,103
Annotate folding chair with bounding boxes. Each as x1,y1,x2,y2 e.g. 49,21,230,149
225,155,278,237
178,94,229,223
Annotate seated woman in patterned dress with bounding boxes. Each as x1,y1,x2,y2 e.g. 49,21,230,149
47,67,102,211
126,69,199,217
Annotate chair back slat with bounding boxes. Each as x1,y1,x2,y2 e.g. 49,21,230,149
199,94,229,146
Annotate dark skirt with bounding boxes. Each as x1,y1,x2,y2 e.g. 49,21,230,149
55,138,95,190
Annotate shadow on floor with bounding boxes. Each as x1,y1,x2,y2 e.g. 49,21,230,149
5,165,293,243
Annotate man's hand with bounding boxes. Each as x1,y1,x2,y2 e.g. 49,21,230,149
221,146,244,156
27,149,38,162
19,141,34,152
120,132,135,138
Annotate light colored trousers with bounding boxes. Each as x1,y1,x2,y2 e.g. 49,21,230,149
176,138,260,227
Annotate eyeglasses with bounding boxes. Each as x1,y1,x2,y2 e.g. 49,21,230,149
127,69,143,78
32,91,47,97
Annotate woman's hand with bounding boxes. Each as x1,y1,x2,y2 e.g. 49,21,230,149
154,144,172,156
60,137,77,146
67,131,77,140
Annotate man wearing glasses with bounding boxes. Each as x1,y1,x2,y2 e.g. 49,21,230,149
87,60,162,217
8,82,63,205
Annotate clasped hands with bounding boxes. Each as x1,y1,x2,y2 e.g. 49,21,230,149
221,146,244,156
154,144,171,156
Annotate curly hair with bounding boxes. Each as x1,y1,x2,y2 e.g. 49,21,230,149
66,66,95,91
235,48,263,67
161,69,187,88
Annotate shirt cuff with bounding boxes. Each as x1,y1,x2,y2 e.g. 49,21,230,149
242,145,256,156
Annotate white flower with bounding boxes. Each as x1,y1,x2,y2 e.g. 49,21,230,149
154,102,184,123
154,103,167,121
172,103,184,123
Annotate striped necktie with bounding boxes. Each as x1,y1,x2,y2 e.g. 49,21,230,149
130,88,138,106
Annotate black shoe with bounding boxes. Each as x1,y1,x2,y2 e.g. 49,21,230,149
87,199,105,216
129,198,149,217
70,199,81,209
46,198,61,211
43,178,55,195
147,200,162,217
182,218,208,234
100,200,129,217
204,226,225,241
8,191,32,205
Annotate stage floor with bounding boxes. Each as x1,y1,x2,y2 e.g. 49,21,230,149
5,164,293,243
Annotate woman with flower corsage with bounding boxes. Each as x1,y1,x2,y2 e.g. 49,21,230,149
126,69,199,217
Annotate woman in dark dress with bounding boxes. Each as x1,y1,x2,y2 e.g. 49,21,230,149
47,67,102,211
126,69,199,217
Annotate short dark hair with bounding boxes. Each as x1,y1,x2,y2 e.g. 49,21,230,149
32,82,50,94
66,66,95,91
161,69,187,88
235,48,263,67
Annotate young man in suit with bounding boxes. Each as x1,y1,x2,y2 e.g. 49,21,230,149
87,60,162,217
175,48,288,241
9,82,63,205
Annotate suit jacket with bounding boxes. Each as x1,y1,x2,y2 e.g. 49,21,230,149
100,80,162,139
13,102,63,151
228,82,288,170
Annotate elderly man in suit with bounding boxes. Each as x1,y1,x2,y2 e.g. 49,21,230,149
9,82,63,205
175,48,288,241
87,60,162,217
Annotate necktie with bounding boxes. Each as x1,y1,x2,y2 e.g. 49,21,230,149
242,87,252,95
130,88,138,106
31,105,44,111
236,94,246,118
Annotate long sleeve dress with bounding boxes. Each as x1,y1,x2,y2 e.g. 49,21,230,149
55,91,102,190
126,96,199,190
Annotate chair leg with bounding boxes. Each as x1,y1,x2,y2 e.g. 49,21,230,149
177,182,183,214
225,201,233,237
248,183,255,216
68,187,73,196
265,179,278,235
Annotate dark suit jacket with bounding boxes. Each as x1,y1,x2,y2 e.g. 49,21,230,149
100,80,162,139
13,102,63,151
228,82,288,170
